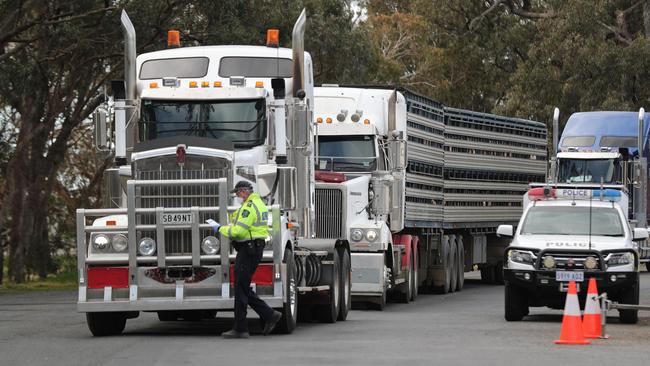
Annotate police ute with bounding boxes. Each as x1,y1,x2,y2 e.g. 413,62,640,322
499,187,647,323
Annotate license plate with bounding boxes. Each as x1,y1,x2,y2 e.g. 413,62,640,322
555,271,584,282
161,213,193,225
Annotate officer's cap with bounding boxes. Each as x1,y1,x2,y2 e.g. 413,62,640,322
230,180,253,193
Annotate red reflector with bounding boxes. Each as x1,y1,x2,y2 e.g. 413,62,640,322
106,220,116,226
229,264,273,286
87,267,129,289
315,171,346,183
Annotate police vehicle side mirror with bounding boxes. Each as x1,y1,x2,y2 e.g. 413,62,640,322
497,225,514,237
632,227,648,241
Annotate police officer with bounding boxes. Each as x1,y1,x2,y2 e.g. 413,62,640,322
218,181,282,339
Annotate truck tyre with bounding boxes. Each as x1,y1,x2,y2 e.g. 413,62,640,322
504,282,527,321
433,238,452,294
618,283,639,324
397,249,412,303
338,248,352,321
410,248,418,301
480,264,496,284
456,238,465,292
317,250,340,323
449,240,458,293
274,248,298,334
86,312,127,336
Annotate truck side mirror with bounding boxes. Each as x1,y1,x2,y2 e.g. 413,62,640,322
389,132,407,171
94,108,109,151
632,227,648,241
497,225,514,237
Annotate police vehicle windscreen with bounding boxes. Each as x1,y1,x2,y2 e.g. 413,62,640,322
557,159,617,184
520,206,624,236
139,99,266,148
316,135,376,172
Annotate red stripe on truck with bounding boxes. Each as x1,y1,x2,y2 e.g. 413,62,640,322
229,264,274,286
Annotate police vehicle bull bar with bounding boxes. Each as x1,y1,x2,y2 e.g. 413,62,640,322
76,178,285,312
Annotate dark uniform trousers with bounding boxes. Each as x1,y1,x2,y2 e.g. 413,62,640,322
233,239,275,332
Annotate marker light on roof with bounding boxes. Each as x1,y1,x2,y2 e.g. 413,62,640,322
149,82,158,88
213,81,222,87
189,81,198,88
592,189,621,201
201,81,210,88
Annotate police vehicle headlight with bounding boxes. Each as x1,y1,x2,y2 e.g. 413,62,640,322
92,234,110,251
542,255,556,269
508,249,536,265
584,256,598,270
111,234,128,252
138,237,156,256
605,252,634,267
365,229,378,242
201,236,220,255
351,229,364,242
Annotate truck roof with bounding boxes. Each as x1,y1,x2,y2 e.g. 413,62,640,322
560,111,650,155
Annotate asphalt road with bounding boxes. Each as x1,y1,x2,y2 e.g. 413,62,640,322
2,271,650,366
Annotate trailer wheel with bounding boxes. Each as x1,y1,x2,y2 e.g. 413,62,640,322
274,249,298,333
480,264,496,284
494,261,504,285
504,283,527,321
86,312,127,336
338,248,352,321
433,238,452,294
455,237,464,292
317,250,340,323
618,283,639,324
449,239,458,293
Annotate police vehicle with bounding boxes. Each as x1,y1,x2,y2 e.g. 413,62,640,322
498,187,647,323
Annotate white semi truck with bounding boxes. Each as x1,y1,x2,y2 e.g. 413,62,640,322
76,10,351,336
313,86,547,307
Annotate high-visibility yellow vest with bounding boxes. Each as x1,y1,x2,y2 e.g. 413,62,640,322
218,193,269,241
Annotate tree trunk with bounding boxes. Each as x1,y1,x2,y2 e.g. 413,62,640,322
644,0,650,37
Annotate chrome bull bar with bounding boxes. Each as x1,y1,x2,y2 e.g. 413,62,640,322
76,178,284,311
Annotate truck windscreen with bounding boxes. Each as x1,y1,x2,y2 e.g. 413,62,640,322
139,99,266,148
316,135,376,172
521,206,624,236
557,159,617,184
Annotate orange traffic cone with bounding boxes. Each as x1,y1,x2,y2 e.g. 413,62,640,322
583,277,607,338
555,281,591,345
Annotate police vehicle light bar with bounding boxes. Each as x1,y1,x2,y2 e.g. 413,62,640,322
528,187,621,202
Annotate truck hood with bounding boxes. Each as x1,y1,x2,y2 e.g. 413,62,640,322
512,234,633,251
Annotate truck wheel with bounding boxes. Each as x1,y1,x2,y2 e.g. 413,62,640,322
86,312,127,336
504,282,527,321
480,264,496,284
494,261,504,285
449,240,458,293
338,248,352,321
618,284,639,324
456,238,465,292
410,248,418,301
433,239,452,294
274,249,298,333
317,250,340,323
397,249,412,303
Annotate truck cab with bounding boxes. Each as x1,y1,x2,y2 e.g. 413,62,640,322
500,187,646,323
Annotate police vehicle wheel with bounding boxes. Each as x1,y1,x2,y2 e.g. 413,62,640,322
86,312,127,336
410,247,418,301
275,249,298,334
504,282,527,321
449,240,458,293
337,248,352,321
318,249,341,323
455,238,465,292
618,284,639,324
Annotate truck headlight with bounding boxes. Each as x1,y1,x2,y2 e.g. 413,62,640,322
138,237,156,256
508,249,536,265
365,229,378,242
92,234,110,251
201,236,220,255
606,252,634,267
111,234,128,252
351,229,364,242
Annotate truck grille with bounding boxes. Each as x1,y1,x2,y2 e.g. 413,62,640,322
315,188,343,239
134,155,230,256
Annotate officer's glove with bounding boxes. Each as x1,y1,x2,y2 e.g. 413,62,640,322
206,219,221,233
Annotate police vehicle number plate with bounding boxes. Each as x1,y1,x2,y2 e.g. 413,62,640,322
555,271,584,282
161,213,193,225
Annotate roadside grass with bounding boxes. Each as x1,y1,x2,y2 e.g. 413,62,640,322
1,255,77,293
